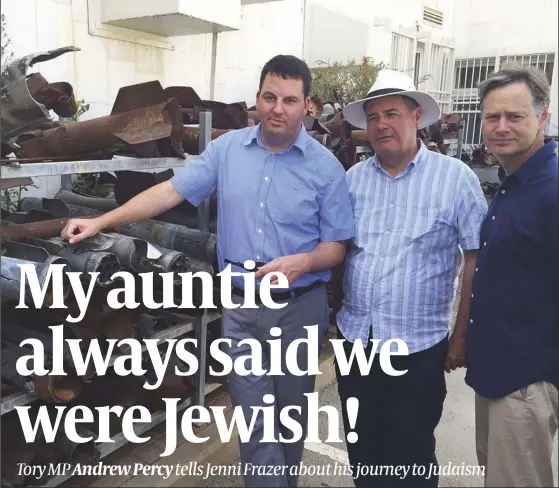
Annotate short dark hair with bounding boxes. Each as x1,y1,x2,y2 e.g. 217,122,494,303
259,55,312,98
478,64,550,114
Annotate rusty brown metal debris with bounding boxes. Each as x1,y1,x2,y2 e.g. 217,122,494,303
0,177,34,190
13,99,185,160
183,126,231,154
2,325,84,400
348,130,368,147
0,46,80,145
307,131,332,148
0,218,85,243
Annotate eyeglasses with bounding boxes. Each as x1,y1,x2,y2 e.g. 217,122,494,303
224,259,267,271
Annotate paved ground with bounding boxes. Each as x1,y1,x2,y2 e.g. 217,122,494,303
194,369,558,488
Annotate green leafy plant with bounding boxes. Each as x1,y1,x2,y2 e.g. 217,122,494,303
1,184,37,213
0,14,33,213
71,99,91,121
1,13,13,66
310,56,386,107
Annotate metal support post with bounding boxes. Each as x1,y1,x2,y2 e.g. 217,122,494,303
60,174,72,190
194,110,212,407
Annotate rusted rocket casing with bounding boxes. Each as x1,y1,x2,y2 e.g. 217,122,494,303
102,308,145,354
323,112,353,141
118,220,217,265
26,72,77,118
79,231,191,275
132,314,158,341
181,106,248,129
134,240,191,275
1,208,55,224
1,341,82,403
2,322,85,375
2,238,51,262
0,218,79,243
55,190,118,211
307,131,332,148
348,130,369,147
19,197,104,218
0,46,80,143
3,305,102,343
143,353,195,411
182,127,231,154
23,236,120,286
0,255,71,305
247,111,260,124
13,98,185,159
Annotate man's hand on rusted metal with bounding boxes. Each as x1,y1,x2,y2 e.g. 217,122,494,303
61,217,104,244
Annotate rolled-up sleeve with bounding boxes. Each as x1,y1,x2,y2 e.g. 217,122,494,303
169,138,220,207
318,160,355,242
456,171,488,250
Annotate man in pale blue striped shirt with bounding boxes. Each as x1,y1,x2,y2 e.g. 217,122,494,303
335,70,488,487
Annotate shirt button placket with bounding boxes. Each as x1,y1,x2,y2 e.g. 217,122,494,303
256,155,275,258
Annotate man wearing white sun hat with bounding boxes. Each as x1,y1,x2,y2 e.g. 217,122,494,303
334,69,488,487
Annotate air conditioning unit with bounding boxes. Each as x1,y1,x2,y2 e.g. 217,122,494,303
100,0,242,37
242,0,284,4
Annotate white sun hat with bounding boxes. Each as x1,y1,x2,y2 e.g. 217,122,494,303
343,69,441,129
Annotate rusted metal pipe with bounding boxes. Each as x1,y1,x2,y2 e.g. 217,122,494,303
133,239,191,275
19,196,103,218
118,220,217,264
2,322,84,374
2,208,55,224
0,46,80,143
13,99,185,160
0,255,71,304
27,72,77,118
323,112,353,141
247,111,260,124
182,127,231,154
2,239,51,262
143,352,195,411
23,236,120,286
348,130,369,147
307,131,332,148
0,218,78,242
1,340,82,403
55,190,118,211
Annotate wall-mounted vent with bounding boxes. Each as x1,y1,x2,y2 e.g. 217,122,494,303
423,6,443,27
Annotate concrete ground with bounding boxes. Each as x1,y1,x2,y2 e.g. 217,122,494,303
191,369,558,488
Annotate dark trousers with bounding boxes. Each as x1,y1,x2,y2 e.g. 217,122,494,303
336,331,448,488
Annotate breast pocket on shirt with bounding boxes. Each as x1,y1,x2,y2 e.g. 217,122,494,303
404,206,449,251
268,187,319,226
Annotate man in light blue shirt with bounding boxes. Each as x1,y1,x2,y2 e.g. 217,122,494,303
62,55,354,487
336,70,487,487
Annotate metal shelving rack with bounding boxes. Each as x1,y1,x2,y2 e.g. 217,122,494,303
0,112,223,486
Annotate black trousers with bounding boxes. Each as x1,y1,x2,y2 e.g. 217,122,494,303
335,331,448,488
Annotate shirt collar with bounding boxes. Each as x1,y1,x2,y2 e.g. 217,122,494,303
242,123,308,156
371,138,427,175
513,138,558,184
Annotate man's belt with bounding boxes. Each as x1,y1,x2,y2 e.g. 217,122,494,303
231,280,323,303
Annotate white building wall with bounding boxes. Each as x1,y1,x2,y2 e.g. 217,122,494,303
304,0,456,68
213,0,304,105
303,0,457,111
452,0,558,140
1,0,304,198
453,0,558,59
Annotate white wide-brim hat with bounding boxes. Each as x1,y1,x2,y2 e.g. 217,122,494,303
343,69,441,130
